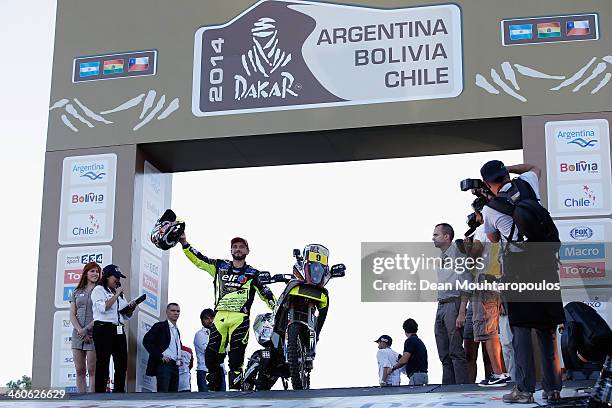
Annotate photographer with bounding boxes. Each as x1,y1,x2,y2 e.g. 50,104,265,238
479,161,563,403
463,199,510,387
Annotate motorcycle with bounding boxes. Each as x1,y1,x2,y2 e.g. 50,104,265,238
242,244,346,390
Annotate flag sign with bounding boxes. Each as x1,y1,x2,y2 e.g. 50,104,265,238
128,57,149,72
567,20,590,36
509,24,532,41
103,59,124,75
537,22,561,38
72,50,157,83
502,13,598,46
79,62,99,78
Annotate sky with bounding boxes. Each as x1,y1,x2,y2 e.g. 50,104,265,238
0,0,526,389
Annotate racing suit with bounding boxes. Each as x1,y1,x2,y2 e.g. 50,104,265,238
182,243,276,390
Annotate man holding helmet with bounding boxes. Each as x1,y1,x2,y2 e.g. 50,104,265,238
178,234,276,391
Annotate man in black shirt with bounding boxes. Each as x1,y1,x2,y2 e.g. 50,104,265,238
392,318,428,385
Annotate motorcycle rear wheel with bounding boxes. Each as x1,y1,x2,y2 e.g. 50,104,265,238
287,323,309,389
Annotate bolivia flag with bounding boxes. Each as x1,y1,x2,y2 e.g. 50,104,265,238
128,56,149,72
567,20,590,36
103,59,124,75
537,22,561,38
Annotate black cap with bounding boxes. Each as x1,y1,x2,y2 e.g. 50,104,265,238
103,264,126,279
374,335,392,346
480,160,509,182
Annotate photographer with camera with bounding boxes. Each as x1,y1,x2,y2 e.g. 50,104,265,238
462,198,511,387
477,161,563,403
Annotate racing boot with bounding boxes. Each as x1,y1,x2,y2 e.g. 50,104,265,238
229,370,244,390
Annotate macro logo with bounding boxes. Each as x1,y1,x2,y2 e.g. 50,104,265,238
556,129,598,149
570,226,593,240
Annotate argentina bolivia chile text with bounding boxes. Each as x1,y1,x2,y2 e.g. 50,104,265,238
192,0,463,117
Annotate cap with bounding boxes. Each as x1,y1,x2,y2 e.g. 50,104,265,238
231,237,249,250
480,160,509,182
374,335,392,346
103,264,127,279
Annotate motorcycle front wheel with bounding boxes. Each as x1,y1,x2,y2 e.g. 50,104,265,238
287,323,309,389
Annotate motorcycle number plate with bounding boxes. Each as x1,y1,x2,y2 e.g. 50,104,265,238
308,251,328,265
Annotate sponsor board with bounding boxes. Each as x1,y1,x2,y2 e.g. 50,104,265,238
562,287,611,324
139,249,162,317
51,311,76,388
55,246,112,308
502,14,598,46
73,50,157,83
556,219,611,242
141,161,170,257
556,183,603,210
559,262,606,279
556,155,601,181
545,119,611,217
60,154,117,244
559,243,605,261
193,0,463,117
136,311,158,392
68,186,108,211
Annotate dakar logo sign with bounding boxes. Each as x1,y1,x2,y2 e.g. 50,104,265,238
192,0,463,117
234,18,298,101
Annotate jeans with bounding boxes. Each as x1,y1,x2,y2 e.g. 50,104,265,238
408,372,429,385
196,370,208,392
512,325,562,393
156,361,179,392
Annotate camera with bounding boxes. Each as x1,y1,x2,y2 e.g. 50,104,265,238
460,178,494,200
464,197,487,238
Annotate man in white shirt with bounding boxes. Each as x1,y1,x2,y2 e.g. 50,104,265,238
375,335,401,386
143,303,183,392
178,345,193,392
194,308,215,392
480,161,563,403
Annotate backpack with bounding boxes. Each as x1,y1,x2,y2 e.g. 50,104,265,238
485,178,560,245
561,302,612,367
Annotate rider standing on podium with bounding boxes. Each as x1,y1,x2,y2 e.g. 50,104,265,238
178,234,276,390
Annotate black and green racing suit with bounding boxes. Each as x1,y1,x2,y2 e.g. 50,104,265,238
183,243,276,390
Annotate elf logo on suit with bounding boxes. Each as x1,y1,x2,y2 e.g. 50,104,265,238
143,303,182,392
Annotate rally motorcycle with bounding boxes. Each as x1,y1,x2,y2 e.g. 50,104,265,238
242,244,346,390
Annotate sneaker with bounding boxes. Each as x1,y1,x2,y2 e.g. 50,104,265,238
503,385,535,404
479,373,511,387
542,390,561,401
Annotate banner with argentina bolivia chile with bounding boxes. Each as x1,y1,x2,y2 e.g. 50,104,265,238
193,0,463,116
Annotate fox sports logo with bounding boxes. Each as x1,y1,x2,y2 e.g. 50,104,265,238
570,227,593,240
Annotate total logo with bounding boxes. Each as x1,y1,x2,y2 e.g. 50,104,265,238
556,129,598,149
570,227,594,240
559,160,599,174
560,262,606,279
71,214,101,236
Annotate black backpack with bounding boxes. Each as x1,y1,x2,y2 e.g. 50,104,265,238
486,178,560,244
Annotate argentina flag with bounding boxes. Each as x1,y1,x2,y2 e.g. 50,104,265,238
79,61,99,77
509,24,533,40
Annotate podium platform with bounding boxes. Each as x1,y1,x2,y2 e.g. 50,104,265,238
0,380,595,408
